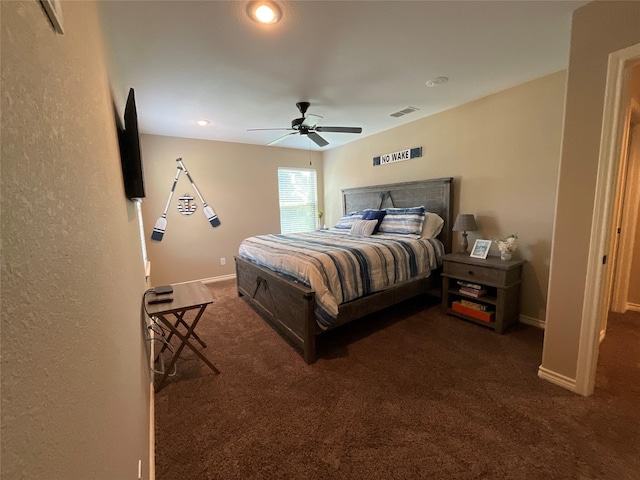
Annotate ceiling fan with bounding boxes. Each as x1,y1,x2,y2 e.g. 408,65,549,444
248,102,362,147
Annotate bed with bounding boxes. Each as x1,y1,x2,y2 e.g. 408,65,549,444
235,177,454,363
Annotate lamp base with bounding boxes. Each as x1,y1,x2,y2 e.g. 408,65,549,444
460,232,469,253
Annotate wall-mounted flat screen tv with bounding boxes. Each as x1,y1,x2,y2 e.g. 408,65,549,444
117,88,145,199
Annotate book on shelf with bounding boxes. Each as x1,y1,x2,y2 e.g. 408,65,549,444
451,301,495,322
457,280,484,290
459,287,487,297
459,299,490,311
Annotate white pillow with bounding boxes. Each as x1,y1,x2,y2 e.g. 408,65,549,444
422,212,445,238
350,219,378,236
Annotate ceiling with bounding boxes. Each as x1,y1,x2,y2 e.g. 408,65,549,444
98,0,587,151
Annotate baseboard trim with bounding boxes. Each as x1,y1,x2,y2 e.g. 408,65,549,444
627,303,640,312
169,274,237,286
520,314,545,329
538,365,578,393
200,274,236,284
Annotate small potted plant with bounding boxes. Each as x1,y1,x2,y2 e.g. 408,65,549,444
496,234,518,261
318,210,326,230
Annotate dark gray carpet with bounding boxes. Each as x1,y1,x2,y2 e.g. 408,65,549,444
154,280,640,479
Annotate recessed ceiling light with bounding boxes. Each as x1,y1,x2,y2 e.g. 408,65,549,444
426,76,449,87
247,1,282,24
196,119,212,126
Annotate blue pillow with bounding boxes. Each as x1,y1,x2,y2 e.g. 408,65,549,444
378,206,426,236
333,211,362,229
361,209,386,234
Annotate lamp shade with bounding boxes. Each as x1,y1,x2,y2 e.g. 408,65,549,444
453,214,478,232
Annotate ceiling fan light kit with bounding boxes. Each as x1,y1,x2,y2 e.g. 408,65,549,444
248,101,363,148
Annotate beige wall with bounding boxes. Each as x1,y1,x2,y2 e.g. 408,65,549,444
542,0,640,380
1,2,151,479
323,72,566,322
140,134,322,286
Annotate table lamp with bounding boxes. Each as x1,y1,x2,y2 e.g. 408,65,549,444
452,214,478,253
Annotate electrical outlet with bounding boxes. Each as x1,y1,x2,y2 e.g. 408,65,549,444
220,257,226,266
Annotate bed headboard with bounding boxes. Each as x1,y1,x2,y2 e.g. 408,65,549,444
341,177,454,253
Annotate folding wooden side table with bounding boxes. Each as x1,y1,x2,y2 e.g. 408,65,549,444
146,281,220,392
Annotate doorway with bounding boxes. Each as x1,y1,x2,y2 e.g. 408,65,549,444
608,92,640,318
596,72,640,398
577,43,640,396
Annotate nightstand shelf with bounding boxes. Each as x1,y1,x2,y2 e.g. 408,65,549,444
441,253,525,334
447,288,498,305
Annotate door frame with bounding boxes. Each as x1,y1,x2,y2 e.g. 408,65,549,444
610,97,640,314
576,43,640,396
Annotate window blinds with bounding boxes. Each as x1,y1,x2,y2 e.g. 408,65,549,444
277,168,318,234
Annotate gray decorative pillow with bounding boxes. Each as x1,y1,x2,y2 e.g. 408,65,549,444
350,219,378,236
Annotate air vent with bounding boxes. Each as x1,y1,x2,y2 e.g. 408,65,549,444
390,106,419,118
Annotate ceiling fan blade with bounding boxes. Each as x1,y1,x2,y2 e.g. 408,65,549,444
267,132,297,146
301,114,322,129
247,128,293,131
315,126,362,134
307,131,329,147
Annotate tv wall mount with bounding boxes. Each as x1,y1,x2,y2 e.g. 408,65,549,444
151,158,221,241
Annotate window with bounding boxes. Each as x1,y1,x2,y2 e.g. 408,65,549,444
277,168,318,233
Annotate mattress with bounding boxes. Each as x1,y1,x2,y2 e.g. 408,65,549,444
238,229,444,328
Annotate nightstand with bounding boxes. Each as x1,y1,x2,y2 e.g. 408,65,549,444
441,253,525,333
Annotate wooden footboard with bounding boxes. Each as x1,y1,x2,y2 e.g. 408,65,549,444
236,255,437,364
235,256,317,363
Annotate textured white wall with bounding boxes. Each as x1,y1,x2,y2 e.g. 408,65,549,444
1,1,150,479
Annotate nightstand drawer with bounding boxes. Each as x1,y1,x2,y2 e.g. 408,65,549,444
444,261,502,284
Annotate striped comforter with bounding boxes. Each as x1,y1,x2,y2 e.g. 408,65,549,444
238,229,445,328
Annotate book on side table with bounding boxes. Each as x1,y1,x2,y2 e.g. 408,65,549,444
451,301,495,322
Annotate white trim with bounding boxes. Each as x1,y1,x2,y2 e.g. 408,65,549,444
610,101,640,312
200,274,236,284
519,314,545,329
537,366,578,393
135,199,149,271
627,303,640,312
578,43,640,397
167,274,236,286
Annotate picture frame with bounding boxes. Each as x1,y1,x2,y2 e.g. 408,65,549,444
470,239,491,259
40,0,64,34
